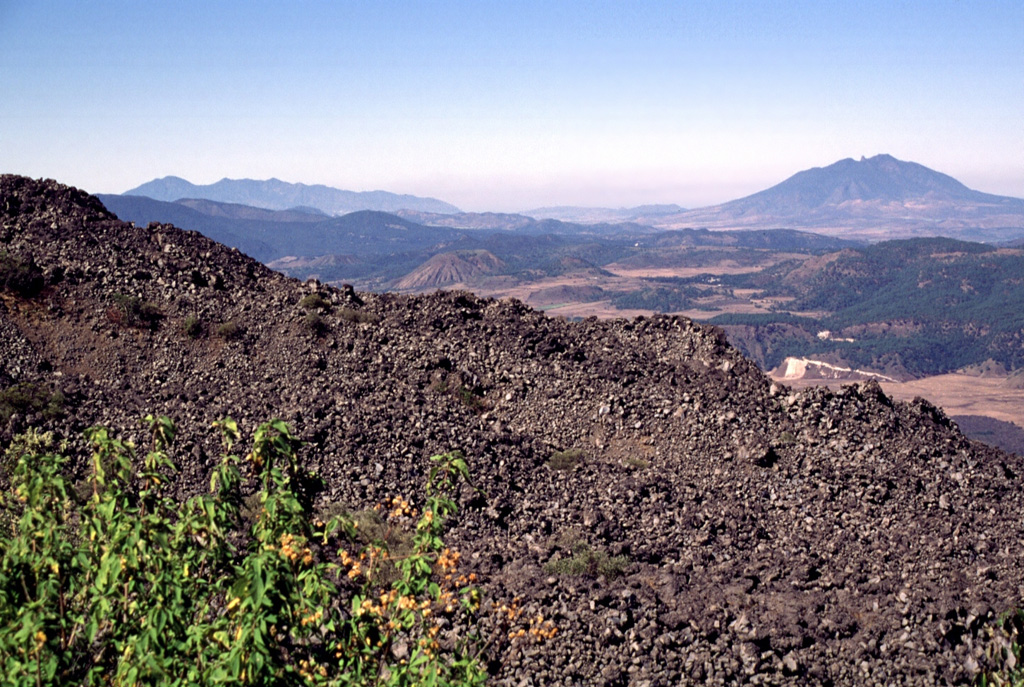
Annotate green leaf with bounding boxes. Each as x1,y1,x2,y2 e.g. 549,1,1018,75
252,558,265,607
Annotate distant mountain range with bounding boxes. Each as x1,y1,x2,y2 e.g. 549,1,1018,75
522,204,686,224
122,176,462,215
97,194,465,265
643,154,1024,242
118,156,1024,243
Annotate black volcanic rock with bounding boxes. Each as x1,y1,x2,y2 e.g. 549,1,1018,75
3,174,1024,685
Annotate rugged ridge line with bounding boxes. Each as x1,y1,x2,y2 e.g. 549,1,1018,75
2,175,1024,685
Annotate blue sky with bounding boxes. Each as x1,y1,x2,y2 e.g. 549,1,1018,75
1,1,1021,211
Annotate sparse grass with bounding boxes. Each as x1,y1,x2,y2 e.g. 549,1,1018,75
549,448,584,471
215,320,242,340
979,609,1024,686
182,315,203,339
303,312,326,335
107,294,163,330
544,540,629,580
339,307,379,324
777,431,797,446
625,457,650,470
299,293,332,311
429,376,486,413
455,384,486,413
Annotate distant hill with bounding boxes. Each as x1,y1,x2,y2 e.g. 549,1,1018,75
646,155,1024,242
122,176,462,215
713,236,1024,376
174,198,329,222
97,194,279,261
392,250,505,290
524,204,685,224
98,194,464,264
395,210,538,232
395,209,662,236
953,415,1024,456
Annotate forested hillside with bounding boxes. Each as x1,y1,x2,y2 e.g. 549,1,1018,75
716,238,1024,376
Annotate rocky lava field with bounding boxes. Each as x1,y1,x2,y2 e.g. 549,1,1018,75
2,175,1024,685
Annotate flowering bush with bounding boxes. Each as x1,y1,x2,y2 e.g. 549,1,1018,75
0,416,491,686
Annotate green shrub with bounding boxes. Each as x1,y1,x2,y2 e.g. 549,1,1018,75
182,315,203,339
299,293,332,311
624,457,650,470
549,448,584,471
339,307,380,324
215,320,241,340
0,417,490,686
0,427,62,492
0,252,44,298
107,294,162,330
544,541,629,580
0,382,64,425
303,312,328,335
455,384,486,413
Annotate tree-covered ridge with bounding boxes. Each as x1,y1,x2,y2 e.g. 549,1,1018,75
715,238,1024,375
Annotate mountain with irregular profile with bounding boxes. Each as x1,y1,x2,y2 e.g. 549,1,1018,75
122,176,462,215
649,154,1024,242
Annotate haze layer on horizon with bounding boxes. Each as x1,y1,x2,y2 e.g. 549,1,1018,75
1,1,1021,213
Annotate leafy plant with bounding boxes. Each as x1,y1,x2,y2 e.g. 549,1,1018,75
0,417,495,686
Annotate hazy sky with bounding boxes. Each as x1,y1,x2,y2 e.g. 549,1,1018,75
1,1,1021,212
